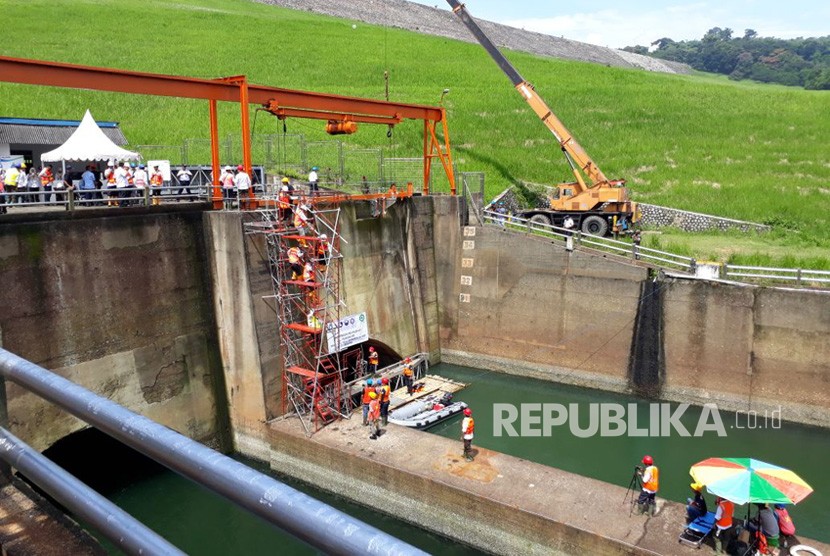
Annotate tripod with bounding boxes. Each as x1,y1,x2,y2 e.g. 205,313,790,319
623,467,643,517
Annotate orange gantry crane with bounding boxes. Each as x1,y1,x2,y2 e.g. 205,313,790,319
0,55,457,201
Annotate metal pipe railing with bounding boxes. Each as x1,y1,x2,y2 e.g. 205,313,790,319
0,348,427,556
0,426,185,556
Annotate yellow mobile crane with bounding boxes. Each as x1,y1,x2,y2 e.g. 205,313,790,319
446,0,638,236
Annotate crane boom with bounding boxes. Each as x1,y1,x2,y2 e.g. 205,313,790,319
446,0,609,189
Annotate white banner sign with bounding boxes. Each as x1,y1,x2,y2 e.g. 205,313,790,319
326,312,369,354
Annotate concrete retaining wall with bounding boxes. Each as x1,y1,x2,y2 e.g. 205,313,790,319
639,203,770,233
0,210,228,452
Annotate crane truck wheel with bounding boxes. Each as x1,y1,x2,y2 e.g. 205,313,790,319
581,215,608,236
529,214,551,230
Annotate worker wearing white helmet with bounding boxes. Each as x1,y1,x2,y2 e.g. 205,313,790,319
220,166,235,209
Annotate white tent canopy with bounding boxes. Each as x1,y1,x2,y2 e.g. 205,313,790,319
41,110,139,163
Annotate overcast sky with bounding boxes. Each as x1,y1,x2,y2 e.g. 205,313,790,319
409,0,830,49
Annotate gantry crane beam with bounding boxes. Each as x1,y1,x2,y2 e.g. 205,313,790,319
0,55,456,201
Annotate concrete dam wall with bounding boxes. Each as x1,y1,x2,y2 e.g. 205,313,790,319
440,224,830,427
0,210,229,452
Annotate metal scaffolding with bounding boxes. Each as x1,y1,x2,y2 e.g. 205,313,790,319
255,200,348,435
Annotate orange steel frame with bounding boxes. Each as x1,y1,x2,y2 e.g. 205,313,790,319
0,56,457,206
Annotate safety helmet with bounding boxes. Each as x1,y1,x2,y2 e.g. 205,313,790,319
236,164,244,171
690,482,703,492
311,166,319,171
369,391,377,399
320,234,327,239
774,503,785,509
366,378,374,386
224,166,232,171
20,163,26,169
281,177,290,184
130,162,136,168
642,455,653,466
405,357,411,363
381,377,389,385
368,346,375,352
107,161,115,167
138,164,145,169
463,408,472,416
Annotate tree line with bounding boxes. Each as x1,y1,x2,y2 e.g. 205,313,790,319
624,28,830,90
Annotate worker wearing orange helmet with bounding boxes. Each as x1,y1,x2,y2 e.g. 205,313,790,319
367,346,379,374
367,391,381,440
635,455,659,516
461,407,475,461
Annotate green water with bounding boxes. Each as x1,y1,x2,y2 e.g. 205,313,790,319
96,458,482,555
428,363,830,542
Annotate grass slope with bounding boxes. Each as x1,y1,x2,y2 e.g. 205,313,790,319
2,0,829,262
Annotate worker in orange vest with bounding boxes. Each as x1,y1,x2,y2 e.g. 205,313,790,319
302,261,315,283
636,455,659,516
361,379,374,426
367,347,379,374
461,407,475,461
278,179,292,223
149,165,164,206
713,496,734,554
287,246,304,280
379,377,391,427
402,357,414,395
368,391,381,440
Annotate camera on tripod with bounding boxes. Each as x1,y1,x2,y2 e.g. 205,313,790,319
634,465,643,472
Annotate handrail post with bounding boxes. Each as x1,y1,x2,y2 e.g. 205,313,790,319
797,268,802,287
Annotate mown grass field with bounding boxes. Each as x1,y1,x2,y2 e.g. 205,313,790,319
2,0,829,265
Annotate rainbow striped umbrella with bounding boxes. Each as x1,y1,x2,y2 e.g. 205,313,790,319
690,457,813,505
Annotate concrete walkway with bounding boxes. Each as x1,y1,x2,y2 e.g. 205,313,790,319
269,416,829,555
0,480,104,555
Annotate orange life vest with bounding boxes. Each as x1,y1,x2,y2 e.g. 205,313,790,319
716,500,734,529
150,172,163,186
368,352,379,366
302,263,314,282
403,365,413,377
462,416,475,436
293,208,307,229
380,384,390,403
287,247,302,264
643,465,659,492
362,386,373,405
368,398,380,420
41,168,54,186
278,192,291,209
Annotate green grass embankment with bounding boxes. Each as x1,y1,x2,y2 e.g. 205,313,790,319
1,0,828,264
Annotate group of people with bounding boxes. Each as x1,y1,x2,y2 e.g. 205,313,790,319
0,161,204,210
634,455,798,555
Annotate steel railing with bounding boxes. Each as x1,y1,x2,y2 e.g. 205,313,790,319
0,348,427,556
483,209,697,272
723,264,830,286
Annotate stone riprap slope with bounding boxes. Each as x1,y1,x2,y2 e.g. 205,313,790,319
254,0,690,74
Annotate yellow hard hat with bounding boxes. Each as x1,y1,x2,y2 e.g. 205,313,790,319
690,482,703,492
281,177,290,184
369,391,377,399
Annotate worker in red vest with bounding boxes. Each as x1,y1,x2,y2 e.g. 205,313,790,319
368,347,379,374
368,391,381,440
636,455,659,516
713,496,735,554
379,377,391,427
361,379,374,426
461,407,475,461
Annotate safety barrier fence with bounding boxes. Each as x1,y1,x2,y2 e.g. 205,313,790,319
722,264,830,286
482,210,830,289
0,348,427,556
483,209,696,272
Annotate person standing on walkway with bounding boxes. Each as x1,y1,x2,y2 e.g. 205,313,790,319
461,407,475,461
3,164,20,206
39,164,55,205
367,346,379,375
402,357,414,395
636,455,659,516
379,377,391,427
234,165,251,209
368,391,381,439
308,166,319,194
361,379,374,426
176,165,193,201
149,165,164,206
220,166,235,209
713,496,734,554
133,164,149,206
